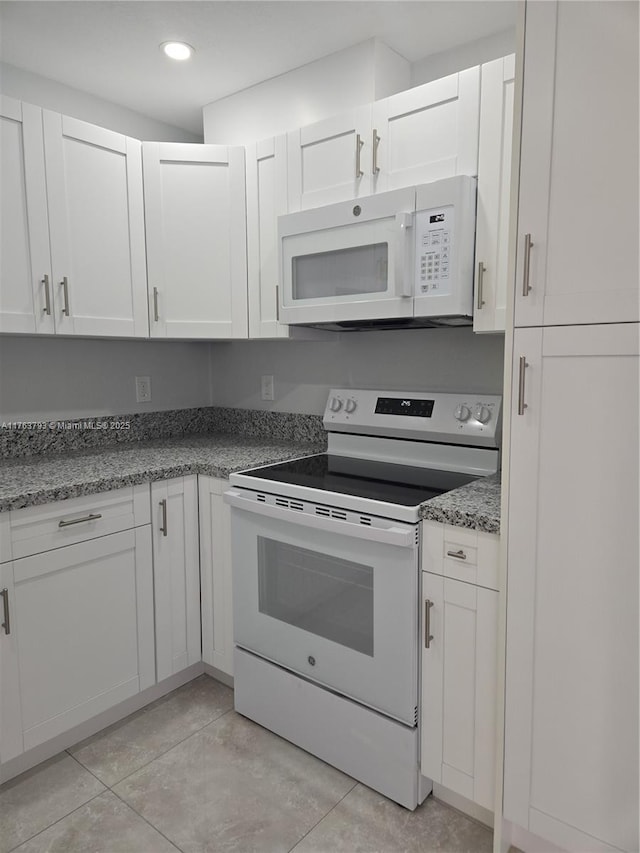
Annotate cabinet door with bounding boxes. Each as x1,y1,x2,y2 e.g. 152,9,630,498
473,56,515,334
287,105,372,211
43,112,148,337
0,562,24,763
246,135,290,338
504,324,639,852
144,142,248,339
515,1,639,327
0,97,54,335
371,68,480,194
151,476,201,682
8,528,155,752
198,476,233,677
421,572,498,811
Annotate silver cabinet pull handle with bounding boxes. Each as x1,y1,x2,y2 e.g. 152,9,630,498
153,287,159,322
522,233,534,296
42,274,52,315
355,133,364,178
60,276,70,316
275,285,280,322
476,262,486,310
372,129,380,174
58,513,102,528
447,549,467,560
518,356,529,415
159,499,168,536
424,599,434,649
1,588,10,635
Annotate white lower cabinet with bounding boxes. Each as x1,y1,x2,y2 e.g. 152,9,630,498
1,527,155,763
151,476,201,682
421,522,499,812
198,476,234,677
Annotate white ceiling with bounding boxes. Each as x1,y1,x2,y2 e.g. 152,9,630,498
0,1,518,135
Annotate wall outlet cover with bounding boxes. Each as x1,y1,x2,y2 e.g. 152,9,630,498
135,376,152,403
261,374,275,401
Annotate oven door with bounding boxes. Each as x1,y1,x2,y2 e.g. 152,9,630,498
226,489,419,726
278,187,416,326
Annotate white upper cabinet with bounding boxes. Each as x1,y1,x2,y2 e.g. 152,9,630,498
371,67,480,193
287,71,481,212
473,55,515,334
287,105,373,211
504,323,639,852
246,135,290,338
515,1,639,327
0,97,53,335
143,142,248,339
43,111,148,337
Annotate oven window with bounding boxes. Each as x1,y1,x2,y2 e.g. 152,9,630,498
292,243,388,300
257,537,374,656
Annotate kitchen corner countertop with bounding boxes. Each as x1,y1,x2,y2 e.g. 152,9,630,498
0,435,323,513
1,437,501,533
418,473,501,534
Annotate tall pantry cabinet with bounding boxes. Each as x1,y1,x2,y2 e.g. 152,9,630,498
503,3,639,853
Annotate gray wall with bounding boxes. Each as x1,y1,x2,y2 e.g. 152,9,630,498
0,62,202,142
209,328,505,415
0,337,212,421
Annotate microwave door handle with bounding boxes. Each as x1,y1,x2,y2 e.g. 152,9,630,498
394,212,413,298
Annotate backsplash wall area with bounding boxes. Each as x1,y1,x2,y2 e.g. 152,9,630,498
0,336,213,421
209,327,505,414
1,328,504,424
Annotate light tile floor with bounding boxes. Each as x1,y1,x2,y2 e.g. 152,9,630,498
1,675,493,853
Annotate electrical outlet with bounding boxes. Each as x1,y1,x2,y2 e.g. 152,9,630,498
135,376,152,403
261,374,274,401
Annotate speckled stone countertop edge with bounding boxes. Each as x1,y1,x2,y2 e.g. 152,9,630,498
418,473,501,534
1,438,501,533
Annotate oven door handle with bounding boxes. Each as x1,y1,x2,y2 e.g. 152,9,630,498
224,490,417,549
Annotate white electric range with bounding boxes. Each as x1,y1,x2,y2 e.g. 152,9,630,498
225,388,501,809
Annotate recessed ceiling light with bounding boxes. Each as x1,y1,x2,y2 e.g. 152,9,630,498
161,41,194,61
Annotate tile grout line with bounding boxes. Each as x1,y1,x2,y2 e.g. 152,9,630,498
6,789,105,853
286,780,360,853
68,703,235,790
109,787,185,853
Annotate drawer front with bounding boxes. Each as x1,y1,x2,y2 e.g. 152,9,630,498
422,520,499,591
9,484,151,559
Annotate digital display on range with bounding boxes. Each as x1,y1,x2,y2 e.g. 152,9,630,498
429,213,445,223
375,398,435,417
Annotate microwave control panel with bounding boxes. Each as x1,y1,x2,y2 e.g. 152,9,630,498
415,205,455,297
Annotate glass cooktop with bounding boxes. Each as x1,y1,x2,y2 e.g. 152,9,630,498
238,453,479,508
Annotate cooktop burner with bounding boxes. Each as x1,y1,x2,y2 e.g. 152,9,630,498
237,452,479,508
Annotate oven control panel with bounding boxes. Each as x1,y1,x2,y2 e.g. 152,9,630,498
324,389,502,447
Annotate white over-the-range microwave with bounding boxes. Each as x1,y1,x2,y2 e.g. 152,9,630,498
278,175,477,330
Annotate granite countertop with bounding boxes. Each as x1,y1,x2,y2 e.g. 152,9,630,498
1,435,501,533
418,473,501,534
0,434,323,513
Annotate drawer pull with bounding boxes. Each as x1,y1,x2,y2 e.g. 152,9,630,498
447,549,467,560
1,588,10,635
159,499,168,536
58,513,102,528
424,599,434,649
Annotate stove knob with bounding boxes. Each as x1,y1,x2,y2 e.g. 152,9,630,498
454,404,471,422
345,398,357,414
473,404,491,424
329,396,343,413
